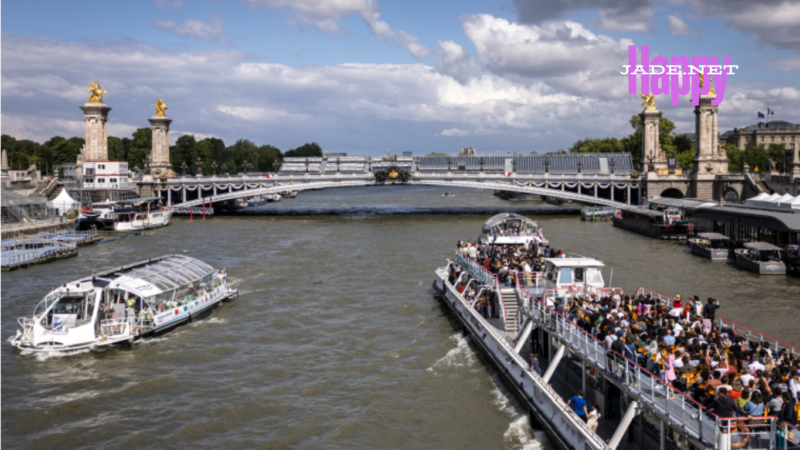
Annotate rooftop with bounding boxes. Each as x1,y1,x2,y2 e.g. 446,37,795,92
693,204,800,232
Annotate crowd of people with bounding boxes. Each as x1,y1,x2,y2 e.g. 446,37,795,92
560,291,800,425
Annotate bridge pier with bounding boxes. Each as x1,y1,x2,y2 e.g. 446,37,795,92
182,187,186,203
627,184,631,205
167,188,171,206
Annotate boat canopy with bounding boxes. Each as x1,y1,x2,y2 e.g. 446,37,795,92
483,212,537,229
696,232,729,240
743,241,781,251
116,197,163,204
94,255,215,295
544,257,605,267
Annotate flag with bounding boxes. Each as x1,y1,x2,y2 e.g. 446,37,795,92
266,173,272,179
769,109,775,115
506,172,512,177
758,112,765,119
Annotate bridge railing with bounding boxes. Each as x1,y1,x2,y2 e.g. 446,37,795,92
635,287,800,356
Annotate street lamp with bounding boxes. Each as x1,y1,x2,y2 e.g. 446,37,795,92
447,157,452,172
196,157,203,176
648,150,654,172
181,161,187,177
543,156,550,174
305,158,310,174
243,159,252,176
222,163,227,176
272,159,280,173
479,156,484,172
512,156,516,173
336,157,341,173
576,159,582,174
144,155,151,175
609,158,616,175
211,161,218,177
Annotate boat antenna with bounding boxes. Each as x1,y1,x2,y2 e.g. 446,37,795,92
608,267,614,289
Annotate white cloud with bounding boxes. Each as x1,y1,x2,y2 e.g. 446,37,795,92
244,0,431,60
440,128,470,136
152,14,228,45
513,0,655,32
435,40,481,84
670,0,800,51
667,15,698,37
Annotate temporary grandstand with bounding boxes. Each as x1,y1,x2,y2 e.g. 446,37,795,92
1,189,49,224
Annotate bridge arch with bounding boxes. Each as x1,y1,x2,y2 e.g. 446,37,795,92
659,188,685,199
163,176,645,213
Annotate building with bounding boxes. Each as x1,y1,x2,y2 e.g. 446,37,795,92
7,169,41,183
720,120,800,151
82,161,130,189
402,151,413,157
692,203,800,247
459,147,476,156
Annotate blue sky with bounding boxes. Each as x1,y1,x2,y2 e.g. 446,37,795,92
2,0,798,155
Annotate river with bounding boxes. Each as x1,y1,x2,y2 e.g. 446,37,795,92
2,185,798,449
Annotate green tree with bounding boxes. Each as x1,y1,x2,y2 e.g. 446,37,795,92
108,136,126,161
767,144,787,172
2,134,18,154
52,137,85,165
226,139,259,173
569,137,625,154
284,142,322,158
255,144,282,172
196,139,215,174
425,152,449,156
723,143,743,173
172,135,197,174
743,145,769,173
128,128,152,171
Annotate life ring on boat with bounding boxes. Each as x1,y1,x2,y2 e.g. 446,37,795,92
729,421,750,449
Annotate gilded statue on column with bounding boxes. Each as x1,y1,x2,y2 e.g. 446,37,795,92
698,73,716,95
85,80,107,103
152,98,169,117
639,93,656,111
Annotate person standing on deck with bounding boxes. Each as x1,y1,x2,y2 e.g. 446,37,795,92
567,390,589,423
702,298,720,334
529,353,542,376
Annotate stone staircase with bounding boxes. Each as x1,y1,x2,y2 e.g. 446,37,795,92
501,287,518,332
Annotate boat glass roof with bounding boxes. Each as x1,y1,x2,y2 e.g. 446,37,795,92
484,213,538,229
114,255,214,291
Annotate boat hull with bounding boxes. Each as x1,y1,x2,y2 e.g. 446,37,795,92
734,251,786,274
612,217,691,240
688,240,730,260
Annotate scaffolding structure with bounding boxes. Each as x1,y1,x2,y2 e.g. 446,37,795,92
1,189,49,224
54,163,139,205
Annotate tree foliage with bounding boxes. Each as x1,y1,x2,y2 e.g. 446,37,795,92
284,142,322,158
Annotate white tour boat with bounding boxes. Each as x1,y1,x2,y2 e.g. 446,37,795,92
113,197,173,232
9,254,237,353
478,212,549,247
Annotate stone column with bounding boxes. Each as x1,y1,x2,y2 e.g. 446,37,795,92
148,115,173,176
78,102,111,163
792,144,800,180
1,148,9,186
692,95,728,175
640,109,667,174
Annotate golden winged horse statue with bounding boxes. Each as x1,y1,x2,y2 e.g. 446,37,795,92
85,80,107,103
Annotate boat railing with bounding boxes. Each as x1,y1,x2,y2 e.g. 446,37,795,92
455,251,507,327
635,287,800,356
99,318,132,338
779,421,800,450
717,416,778,450
16,317,36,338
531,290,771,445
444,270,608,450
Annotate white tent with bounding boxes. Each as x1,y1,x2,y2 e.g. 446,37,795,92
746,193,770,207
47,189,79,216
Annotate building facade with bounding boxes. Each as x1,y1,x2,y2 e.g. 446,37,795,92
82,161,130,189
720,120,799,151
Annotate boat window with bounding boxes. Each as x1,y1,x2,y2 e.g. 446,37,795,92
153,290,175,312
574,268,584,283
586,267,604,285
559,267,572,284
34,294,60,316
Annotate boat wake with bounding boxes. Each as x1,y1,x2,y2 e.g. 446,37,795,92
491,376,550,450
426,333,476,372
22,348,94,361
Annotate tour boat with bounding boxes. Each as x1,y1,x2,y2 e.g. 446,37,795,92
612,207,693,240
78,200,119,230
784,244,800,274
734,241,786,274
431,214,788,450
113,198,172,232
278,190,298,199
9,254,237,353
687,232,731,260
478,212,548,247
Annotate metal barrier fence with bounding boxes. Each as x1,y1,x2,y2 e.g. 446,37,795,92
455,251,507,326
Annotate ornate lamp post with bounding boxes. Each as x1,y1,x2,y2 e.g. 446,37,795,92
576,159,582,174
222,163,227,176
272,159,280,174
336,157,341,173
211,161,218,177
195,157,203,176
512,156,517,174
413,156,420,173
181,161,187,177
305,158,310,174
479,157,485,172
609,158,616,175
543,156,550,174
144,155,151,175
648,150,654,173
243,159,252,176
447,157,452,172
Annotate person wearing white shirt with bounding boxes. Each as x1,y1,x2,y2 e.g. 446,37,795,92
740,373,755,387
748,356,765,375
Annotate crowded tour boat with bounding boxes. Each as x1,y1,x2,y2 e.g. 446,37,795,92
432,212,799,450
9,254,237,353
478,212,548,247
734,242,786,275
688,232,732,260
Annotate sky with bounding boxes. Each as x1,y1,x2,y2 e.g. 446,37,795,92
1,0,799,156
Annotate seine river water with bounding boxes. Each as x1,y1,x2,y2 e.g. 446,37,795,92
3,186,799,450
